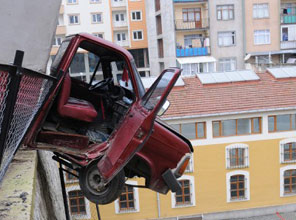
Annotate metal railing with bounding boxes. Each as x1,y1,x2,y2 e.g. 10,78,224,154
175,19,209,30
281,40,296,49
0,51,56,183
281,14,296,24
176,47,209,57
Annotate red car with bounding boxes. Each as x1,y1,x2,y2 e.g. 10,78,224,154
3,33,193,204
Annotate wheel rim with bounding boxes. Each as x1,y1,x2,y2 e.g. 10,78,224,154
85,164,109,196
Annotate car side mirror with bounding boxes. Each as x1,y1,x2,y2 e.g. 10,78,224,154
157,100,170,116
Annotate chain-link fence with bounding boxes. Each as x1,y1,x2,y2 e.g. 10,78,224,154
0,51,56,183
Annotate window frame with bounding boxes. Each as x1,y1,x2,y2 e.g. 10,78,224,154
226,144,249,169
218,31,236,47
92,32,104,39
219,57,237,71
182,8,201,23
68,14,80,25
170,122,207,140
280,138,296,164
116,32,127,42
132,30,144,41
280,165,296,197
91,13,103,24
268,114,296,133
131,10,142,21
254,30,271,45
66,186,91,219
67,0,78,4
217,4,234,21
253,3,269,19
171,175,196,208
213,117,262,138
90,0,101,3
115,180,140,213
226,170,250,202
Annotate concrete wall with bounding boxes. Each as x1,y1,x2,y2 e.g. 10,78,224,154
0,0,61,73
209,0,245,70
145,0,176,76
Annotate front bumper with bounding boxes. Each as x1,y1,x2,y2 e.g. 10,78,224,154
162,153,191,193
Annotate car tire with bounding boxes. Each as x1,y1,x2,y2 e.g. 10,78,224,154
79,161,125,205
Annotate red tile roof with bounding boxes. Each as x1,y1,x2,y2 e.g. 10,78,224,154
162,72,296,119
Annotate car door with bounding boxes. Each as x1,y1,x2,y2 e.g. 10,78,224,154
97,68,181,183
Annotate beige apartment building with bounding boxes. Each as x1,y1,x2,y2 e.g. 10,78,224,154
245,0,296,67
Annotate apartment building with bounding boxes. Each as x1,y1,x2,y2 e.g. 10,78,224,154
280,0,296,62
209,0,244,71
244,0,283,67
49,0,150,77
146,0,217,77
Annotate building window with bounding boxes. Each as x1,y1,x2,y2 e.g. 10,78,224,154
217,5,234,20
158,39,164,58
284,169,296,195
156,15,162,35
218,31,235,47
67,0,77,4
254,30,270,45
185,155,194,173
93,33,104,38
219,58,236,71
155,0,160,11
280,139,296,164
226,171,250,202
119,186,135,211
182,8,201,22
133,30,143,40
170,122,206,140
116,32,127,42
52,36,64,46
213,117,261,137
115,180,140,213
115,13,125,22
268,114,296,132
92,13,102,23
281,166,296,196
90,0,100,3
131,11,142,21
68,190,86,215
226,144,249,169
69,15,79,24
253,3,269,19
171,175,196,208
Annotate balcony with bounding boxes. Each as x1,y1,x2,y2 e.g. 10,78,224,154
281,40,296,49
281,14,296,24
56,25,66,35
174,0,208,3
176,47,209,57
59,5,64,14
111,0,126,9
175,19,209,31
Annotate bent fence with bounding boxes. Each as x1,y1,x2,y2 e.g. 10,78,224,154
0,51,56,183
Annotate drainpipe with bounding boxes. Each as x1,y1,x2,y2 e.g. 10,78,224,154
157,192,161,218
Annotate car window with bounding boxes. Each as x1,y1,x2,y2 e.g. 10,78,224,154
68,47,103,83
111,61,134,92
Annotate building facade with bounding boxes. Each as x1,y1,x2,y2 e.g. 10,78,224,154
50,0,150,77
209,0,245,71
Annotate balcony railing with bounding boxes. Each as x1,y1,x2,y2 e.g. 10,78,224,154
281,40,296,49
281,14,296,24
175,19,209,30
111,0,126,8
176,47,209,57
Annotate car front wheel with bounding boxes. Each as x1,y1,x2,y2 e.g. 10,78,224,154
79,161,125,205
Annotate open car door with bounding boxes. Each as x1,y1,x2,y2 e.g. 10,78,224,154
97,68,181,183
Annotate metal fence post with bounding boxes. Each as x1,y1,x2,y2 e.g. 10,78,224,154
58,161,71,220
0,50,24,171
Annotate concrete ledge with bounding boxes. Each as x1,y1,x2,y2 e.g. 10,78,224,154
0,149,37,220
